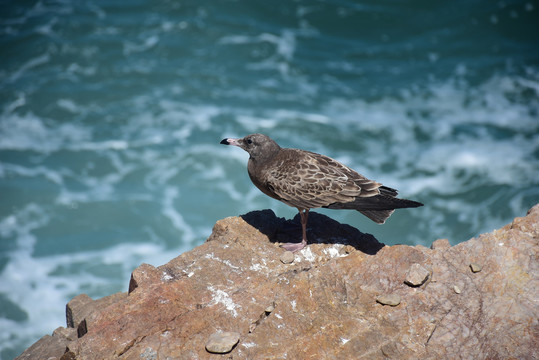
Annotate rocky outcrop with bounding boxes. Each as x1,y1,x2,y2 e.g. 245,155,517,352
16,205,539,359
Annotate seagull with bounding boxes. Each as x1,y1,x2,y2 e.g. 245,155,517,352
220,133,423,252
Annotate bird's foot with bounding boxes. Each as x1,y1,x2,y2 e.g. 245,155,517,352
280,239,307,252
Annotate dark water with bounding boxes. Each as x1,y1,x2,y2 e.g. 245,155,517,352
1,0,538,358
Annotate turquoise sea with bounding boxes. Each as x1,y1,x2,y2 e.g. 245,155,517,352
1,1,538,358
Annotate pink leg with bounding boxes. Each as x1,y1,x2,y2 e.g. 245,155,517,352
281,209,309,252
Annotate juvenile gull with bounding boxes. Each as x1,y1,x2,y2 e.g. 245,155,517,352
220,133,423,252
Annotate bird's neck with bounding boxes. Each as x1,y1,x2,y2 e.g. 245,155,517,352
250,150,277,167
250,144,280,165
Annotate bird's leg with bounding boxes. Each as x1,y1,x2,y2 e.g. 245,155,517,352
280,209,309,252
300,209,309,242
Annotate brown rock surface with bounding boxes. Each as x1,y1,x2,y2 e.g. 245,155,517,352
16,205,539,360
15,327,76,360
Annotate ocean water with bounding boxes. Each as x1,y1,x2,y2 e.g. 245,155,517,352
1,0,538,358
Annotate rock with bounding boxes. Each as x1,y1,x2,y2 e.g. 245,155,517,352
404,263,430,287
205,331,240,354
280,251,295,264
453,285,461,294
53,327,78,342
66,292,127,337
431,238,450,250
470,262,482,273
18,292,128,360
376,293,401,306
66,294,93,329
264,302,275,313
16,204,539,360
15,326,76,360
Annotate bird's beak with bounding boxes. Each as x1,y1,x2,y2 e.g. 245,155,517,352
220,138,241,146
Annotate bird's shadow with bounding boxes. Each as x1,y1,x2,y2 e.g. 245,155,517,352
240,209,384,255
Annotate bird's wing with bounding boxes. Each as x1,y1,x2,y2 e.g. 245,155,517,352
265,150,381,209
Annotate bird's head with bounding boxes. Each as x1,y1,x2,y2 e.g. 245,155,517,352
220,133,281,161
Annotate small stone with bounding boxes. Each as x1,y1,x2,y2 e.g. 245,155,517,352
280,251,295,264
205,331,240,354
376,293,401,306
470,263,482,273
453,285,461,294
264,302,275,313
404,263,430,287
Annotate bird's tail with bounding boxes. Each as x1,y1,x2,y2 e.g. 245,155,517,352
358,209,395,224
357,196,423,223
325,193,423,224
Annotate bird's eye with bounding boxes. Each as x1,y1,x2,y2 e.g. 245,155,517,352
246,139,253,145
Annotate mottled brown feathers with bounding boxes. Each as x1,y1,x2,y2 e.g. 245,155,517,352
254,148,382,210
221,133,423,227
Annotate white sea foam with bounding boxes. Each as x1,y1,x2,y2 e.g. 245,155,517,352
317,75,539,191
0,163,64,185
236,115,280,132
5,54,51,84
161,187,197,244
219,31,296,60
75,140,129,151
220,30,299,77
0,113,91,153
123,35,160,55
